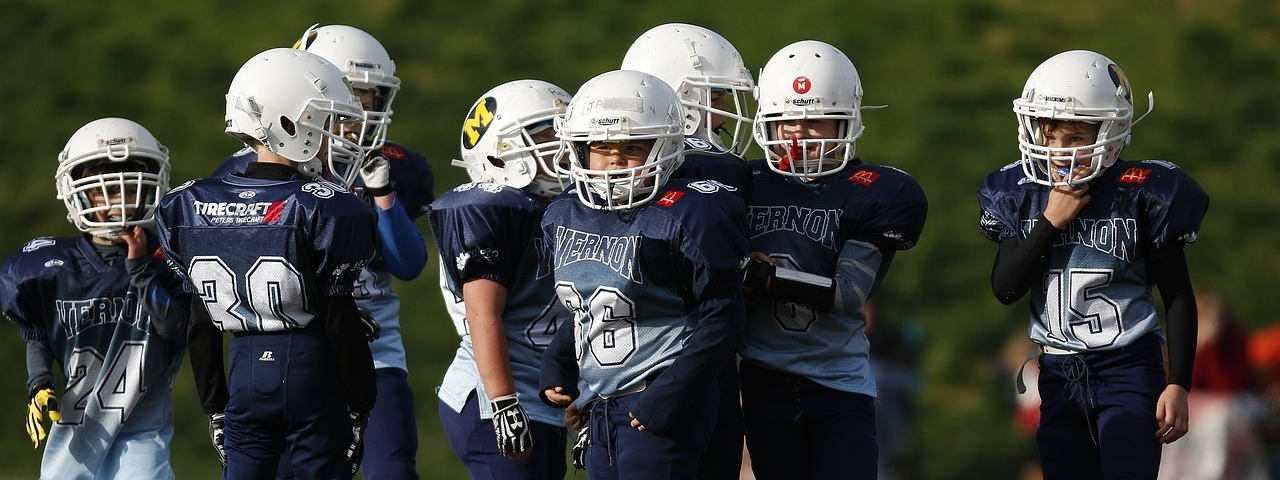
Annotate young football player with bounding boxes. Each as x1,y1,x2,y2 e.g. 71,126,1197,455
977,49,1207,480
1,117,189,480
209,24,434,480
433,79,575,480
738,40,928,480
619,22,756,479
156,47,378,480
538,69,750,480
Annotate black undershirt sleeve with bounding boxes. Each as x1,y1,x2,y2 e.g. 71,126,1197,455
188,298,229,414
324,295,377,413
991,213,1060,305
1150,249,1197,390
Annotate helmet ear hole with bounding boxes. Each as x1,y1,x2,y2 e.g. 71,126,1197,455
486,156,506,168
280,116,297,136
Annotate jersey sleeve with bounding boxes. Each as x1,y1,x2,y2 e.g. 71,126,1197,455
1139,161,1209,258
851,165,929,252
154,186,195,292
976,163,1023,243
0,244,46,340
428,184,541,299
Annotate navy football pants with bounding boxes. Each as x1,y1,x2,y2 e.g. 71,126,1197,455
1036,333,1166,480
277,367,419,479
700,361,745,480
438,391,568,480
740,362,878,480
580,387,718,480
224,323,351,480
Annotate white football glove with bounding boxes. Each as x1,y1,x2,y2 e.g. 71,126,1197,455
359,155,393,197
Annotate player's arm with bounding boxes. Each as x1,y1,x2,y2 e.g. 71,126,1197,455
24,340,55,395
539,313,580,408
1152,249,1196,389
372,199,428,281
323,294,377,413
990,213,1060,304
463,278,533,458
463,278,517,400
188,298,229,414
745,238,887,314
1151,248,1195,443
124,233,190,340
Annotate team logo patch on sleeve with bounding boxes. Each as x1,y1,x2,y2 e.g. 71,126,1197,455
1119,167,1152,184
657,191,685,207
382,145,406,160
848,170,881,186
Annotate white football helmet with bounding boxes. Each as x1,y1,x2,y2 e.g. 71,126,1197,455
224,48,366,189
1014,50,1150,186
556,70,684,211
55,118,171,238
621,23,755,155
752,40,864,180
296,24,400,151
453,79,572,200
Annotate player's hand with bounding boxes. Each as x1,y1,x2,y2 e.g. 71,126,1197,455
26,382,60,448
347,410,370,474
571,421,591,470
118,227,148,260
542,386,574,407
359,155,394,197
1156,384,1189,444
490,394,533,459
564,402,584,431
208,413,228,467
1043,165,1091,228
628,411,647,432
358,309,381,342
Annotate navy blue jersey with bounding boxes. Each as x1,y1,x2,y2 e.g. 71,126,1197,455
210,143,433,372
155,175,377,333
740,159,927,395
541,178,748,432
674,137,752,201
977,159,1208,351
0,235,189,477
430,182,570,426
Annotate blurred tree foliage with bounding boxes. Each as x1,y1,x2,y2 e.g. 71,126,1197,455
0,0,1276,478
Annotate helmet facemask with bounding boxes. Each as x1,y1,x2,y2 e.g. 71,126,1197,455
680,79,754,155
755,114,862,180
563,135,682,211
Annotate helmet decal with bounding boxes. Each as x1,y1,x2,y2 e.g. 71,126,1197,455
462,96,497,150
1108,63,1132,103
793,76,812,94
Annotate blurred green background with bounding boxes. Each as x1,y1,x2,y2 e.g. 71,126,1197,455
2,0,1277,478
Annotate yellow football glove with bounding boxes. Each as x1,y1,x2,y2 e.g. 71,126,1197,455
26,384,60,448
